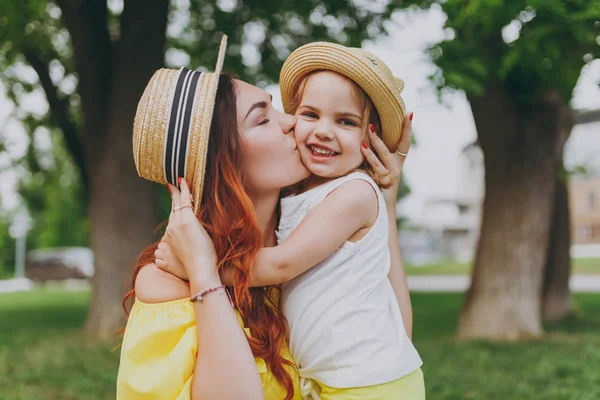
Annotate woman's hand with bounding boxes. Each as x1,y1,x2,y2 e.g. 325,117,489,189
362,112,413,206
158,184,264,400
157,177,219,285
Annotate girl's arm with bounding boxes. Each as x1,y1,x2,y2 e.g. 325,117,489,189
247,179,378,286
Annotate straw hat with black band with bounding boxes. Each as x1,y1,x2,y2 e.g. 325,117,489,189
279,41,406,152
132,35,228,214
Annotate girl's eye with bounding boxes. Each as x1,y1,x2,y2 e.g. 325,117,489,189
258,118,270,126
339,118,358,127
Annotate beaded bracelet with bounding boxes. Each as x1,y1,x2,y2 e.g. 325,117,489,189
190,284,233,307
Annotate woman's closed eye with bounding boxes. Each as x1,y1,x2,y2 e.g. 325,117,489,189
301,111,318,119
257,118,270,126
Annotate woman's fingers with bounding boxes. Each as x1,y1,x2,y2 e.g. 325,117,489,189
168,183,182,213
178,177,193,207
361,144,394,189
177,177,196,221
160,178,219,284
397,112,413,156
166,182,185,226
367,127,393,163
362,143,388,176
170,184,182,205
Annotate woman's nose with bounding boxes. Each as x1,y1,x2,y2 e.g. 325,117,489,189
280,112,297,134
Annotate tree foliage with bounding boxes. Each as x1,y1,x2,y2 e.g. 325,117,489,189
0,0,408,253
0,0,405,182
406,0,599,338
424,0,600,103
18,128,88,249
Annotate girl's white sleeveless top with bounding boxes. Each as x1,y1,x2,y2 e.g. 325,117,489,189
277,171,422,388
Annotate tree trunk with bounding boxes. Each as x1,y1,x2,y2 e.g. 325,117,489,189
542,165,573,323
57,0,170,338
85,138,158,338
459,83,572,340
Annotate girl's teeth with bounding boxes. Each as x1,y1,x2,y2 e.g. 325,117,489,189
311,146,335,156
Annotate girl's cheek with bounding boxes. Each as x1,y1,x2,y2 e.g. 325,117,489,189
295,120,311,142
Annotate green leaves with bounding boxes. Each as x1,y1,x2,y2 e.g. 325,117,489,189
0,0,407,251
427,0,600,102
18,128,88,250
175,0,399,85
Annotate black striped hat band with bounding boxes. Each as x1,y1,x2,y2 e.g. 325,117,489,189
164,67,203,186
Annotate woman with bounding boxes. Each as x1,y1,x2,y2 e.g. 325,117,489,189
117,37,413,399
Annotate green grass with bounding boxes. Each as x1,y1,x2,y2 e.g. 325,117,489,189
406,257,600,276
0,268,15,280
1,290,600,399
0,290,120,400
413,293,600,399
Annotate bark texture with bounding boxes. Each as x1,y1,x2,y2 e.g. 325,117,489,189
52,0,170,338
542,169,573,323
459,82,572,340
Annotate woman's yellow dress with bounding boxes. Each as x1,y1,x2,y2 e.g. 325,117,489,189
116,297,302,399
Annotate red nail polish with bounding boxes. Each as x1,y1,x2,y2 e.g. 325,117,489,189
369,124,375,133
165,184,171,194
178,177,183,185
361,141,368,149
409,112,414,121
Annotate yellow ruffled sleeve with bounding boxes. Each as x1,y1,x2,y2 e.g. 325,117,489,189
116,298,197,400
116,297,301,400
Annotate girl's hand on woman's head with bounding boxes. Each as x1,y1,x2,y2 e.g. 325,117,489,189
361,112,413,204
155,241,188,281
160,178,220,285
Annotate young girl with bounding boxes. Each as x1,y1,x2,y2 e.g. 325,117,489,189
161,42,424,399
272,43,423,399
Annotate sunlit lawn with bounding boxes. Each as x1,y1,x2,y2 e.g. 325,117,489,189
413,293,600,400
1,289,599,399
405,257,600,276
0,291,118,400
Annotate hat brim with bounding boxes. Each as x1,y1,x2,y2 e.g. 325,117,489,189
280,42,405,151
133,36,228,215
133,70,219,215
188,72,220,214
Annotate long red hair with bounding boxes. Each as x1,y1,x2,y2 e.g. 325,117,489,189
123,74,294,399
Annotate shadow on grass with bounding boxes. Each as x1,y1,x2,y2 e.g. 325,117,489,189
545,294,600,336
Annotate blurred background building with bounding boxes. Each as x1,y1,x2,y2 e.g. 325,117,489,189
399,107,600,264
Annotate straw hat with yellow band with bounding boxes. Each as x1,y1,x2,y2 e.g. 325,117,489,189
133,36,228,214
280,41,406,151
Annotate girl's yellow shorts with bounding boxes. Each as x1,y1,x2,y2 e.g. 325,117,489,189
312,368,425,400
